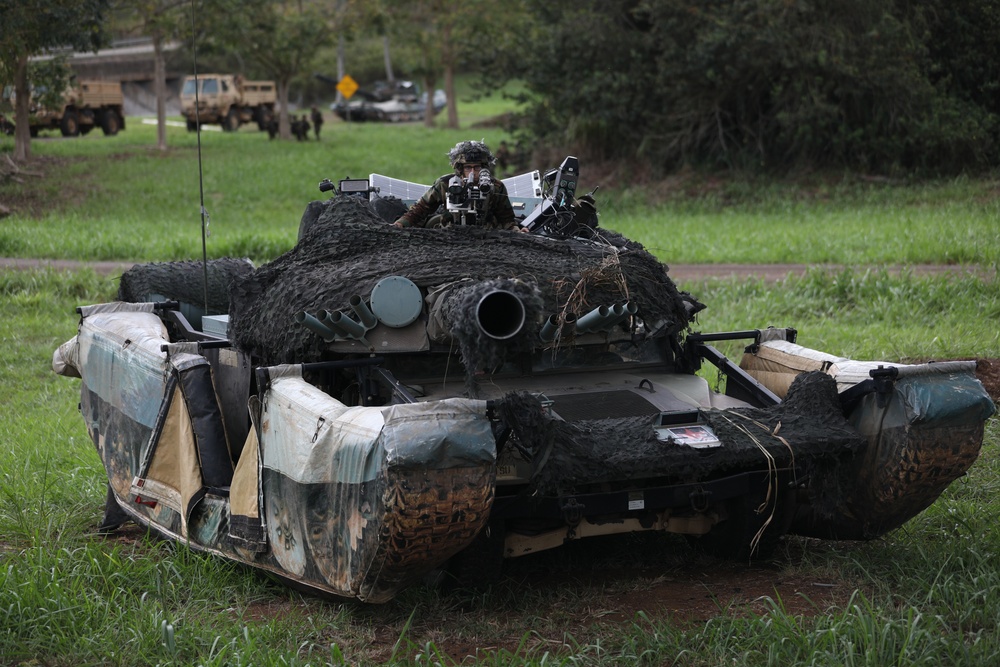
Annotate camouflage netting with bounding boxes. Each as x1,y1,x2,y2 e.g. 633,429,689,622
228,196,702,369
497,372,866,496
118,258,255,315
434,278,544,395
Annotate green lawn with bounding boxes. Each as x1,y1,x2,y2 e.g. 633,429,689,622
3,121,998,268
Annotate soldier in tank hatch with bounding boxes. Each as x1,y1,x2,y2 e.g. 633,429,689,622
393,140,521,231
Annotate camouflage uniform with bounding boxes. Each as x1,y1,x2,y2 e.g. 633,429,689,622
395,140,517,230
395,174,516,230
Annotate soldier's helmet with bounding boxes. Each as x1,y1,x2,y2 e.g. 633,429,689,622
448,140,496,171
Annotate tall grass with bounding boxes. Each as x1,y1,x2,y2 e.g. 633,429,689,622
690,268,1000,361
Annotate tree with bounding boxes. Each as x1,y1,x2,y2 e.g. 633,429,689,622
338,0,527,130
0,0,110,161
112,0,188,151
28,57,73,115
487,0,1000,174
205,0,337,140
376,0,463,129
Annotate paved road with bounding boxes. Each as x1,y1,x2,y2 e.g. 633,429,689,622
2,258,993,283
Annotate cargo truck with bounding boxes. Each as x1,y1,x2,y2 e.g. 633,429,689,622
180,74,276,132
25,79,124,137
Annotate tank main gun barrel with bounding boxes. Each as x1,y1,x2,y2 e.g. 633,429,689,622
474,289,526,340
428,279,537,348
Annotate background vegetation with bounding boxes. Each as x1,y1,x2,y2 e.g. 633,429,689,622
7,0,1000,173
489,0,1000,175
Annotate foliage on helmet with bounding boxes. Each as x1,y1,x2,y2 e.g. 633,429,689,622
448,140,496,168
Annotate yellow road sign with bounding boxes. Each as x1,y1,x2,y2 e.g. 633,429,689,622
336,75,359,100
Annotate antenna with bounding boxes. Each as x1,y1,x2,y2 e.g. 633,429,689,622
190,0,209,318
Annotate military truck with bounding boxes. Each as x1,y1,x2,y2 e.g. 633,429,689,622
180,74,276,132
26,79,124,137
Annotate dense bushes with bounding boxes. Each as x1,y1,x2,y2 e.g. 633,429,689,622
495,0,1000,175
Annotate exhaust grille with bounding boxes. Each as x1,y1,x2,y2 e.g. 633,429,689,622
548,390,660,422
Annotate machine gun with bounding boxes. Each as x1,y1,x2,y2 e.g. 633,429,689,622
445,168,495,225
520,156,598,237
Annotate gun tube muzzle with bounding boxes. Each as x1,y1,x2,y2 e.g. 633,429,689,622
476,289,526,340
326,310,367,340
539,314,561,343
575,305,613,334
318,310,351,338
608,301,638,328
349,295,378,329
296,311,339,342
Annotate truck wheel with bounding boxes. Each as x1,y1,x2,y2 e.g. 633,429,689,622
223,108,240,132
101,111,121,136
60,111,80,137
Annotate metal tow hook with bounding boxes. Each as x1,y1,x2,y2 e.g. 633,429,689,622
689,488,711,512
560,497,584,527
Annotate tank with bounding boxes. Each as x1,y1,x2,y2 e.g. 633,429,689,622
326,79,447,123
52,159,996,603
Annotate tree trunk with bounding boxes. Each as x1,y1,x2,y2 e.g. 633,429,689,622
13,54,31,162
278,79,292,140
441,22,458,129
153,33,168,151
336,34,345,105
422,74,437,128
444,62,458,129
383,34,394,82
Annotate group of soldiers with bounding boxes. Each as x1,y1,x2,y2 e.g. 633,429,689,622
266,105,324,141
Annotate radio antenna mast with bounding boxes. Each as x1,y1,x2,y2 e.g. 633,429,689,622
189,0,210,317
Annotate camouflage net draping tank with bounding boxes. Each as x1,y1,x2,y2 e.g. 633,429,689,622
53,171,995,601
227,196,702,376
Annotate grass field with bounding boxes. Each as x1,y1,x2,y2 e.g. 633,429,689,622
1,111,999,665
2,120,998,268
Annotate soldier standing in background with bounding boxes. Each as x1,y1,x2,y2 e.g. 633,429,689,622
495,140,511,177
311,106,324,140
292,115,311,141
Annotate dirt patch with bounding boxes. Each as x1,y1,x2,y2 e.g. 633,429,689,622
489,535,857,622
361,535,867,663
0,154,87,219
975,358,1000,404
